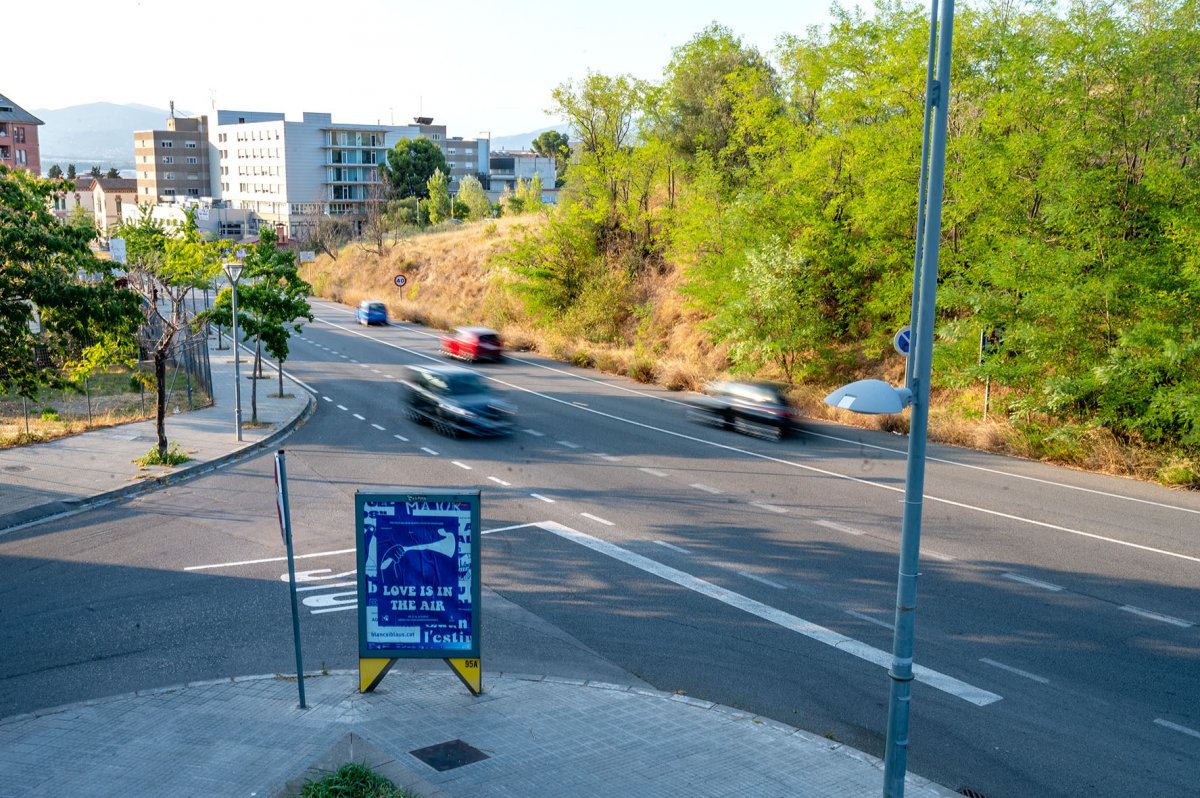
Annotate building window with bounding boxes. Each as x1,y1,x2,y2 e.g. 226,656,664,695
187,188,200,196
165,172,175,180
164,189,177,196
186,156,198,164
185,141,198,148
162,156,175,164
16,149,26,165
14,127,26,143
161,140,174,148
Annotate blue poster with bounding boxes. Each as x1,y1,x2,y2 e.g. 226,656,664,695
356,490,480,658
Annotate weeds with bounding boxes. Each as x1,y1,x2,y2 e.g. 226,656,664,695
300,763,418,798
134,443,192,468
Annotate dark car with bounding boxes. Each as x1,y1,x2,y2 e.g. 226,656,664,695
401,364,515,437
357,300,389,326
441,327,504,363
685,380,797,440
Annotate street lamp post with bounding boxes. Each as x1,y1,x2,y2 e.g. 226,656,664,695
222,258,245,442
823,2,956,796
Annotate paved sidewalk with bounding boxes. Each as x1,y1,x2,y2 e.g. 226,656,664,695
0,334,959,797
0,670,957,798
0,336,313,533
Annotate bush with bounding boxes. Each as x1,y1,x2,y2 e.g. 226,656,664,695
40,408,59,421
300,763,418,798
134,443,191,467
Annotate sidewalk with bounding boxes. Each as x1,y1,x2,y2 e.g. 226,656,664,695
0,337,314,533
0,336,958,797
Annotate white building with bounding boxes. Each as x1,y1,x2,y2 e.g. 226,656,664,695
121,198,255,242
487,150,557,199
208,110,490,240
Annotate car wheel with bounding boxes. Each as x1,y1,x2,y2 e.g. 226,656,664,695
407,406,426,424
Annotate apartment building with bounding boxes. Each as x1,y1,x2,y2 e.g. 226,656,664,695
91,177,138,240
133,115,211,202
488,150,557,196
207,111,491,239
0,92,43,175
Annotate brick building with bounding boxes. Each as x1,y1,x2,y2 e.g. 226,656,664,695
0,92,43,174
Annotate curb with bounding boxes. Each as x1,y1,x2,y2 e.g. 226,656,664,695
0,391,315,535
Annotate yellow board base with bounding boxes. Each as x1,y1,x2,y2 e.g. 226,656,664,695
445,657,482,696
359,657,396,693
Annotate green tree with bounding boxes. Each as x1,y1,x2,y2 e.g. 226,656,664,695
424,168,451,225
456,175,492,221
89,166,102,178
0,166,140,400
47,164,63,179
114,206,219,458
205,227,312,416
532,129,572,183
380,137,449,199
67,204,97,241
66,164,76,179
105,167,120,179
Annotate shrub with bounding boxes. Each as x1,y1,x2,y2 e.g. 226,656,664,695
40,408,60,421
134,443,191,467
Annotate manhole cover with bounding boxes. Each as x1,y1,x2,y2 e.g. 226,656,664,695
409,739,489,772
3,465,31,473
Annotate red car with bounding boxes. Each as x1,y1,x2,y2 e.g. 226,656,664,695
440,327,504,363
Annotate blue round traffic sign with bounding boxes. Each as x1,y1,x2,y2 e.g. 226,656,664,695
893,326,912,356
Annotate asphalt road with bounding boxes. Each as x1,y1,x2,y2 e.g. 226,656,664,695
1,298,1197,798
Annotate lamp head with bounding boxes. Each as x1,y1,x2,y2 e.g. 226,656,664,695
824,379,912,415
222,261,244,283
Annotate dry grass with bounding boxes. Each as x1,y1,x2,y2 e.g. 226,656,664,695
300,217,1198,489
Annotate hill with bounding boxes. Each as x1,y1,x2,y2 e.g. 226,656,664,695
490,124,571,152
31,102,186,175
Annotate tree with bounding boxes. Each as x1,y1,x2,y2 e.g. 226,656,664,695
0,166,141,400
456,175,492,221
304,216,352,261
205,227,312,416
66,164,76,180
67,205,97,241
114,206,218,459
380,137,449,199
105,167,120,179
89,166,102,178
47,164,63,179
532,130,572,182
424,169,451,225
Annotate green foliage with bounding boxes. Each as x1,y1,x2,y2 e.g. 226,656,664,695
457,175,492,221
65,164,76,179
47,164,62,179
134,442,191,467
300,762,418,798
0,166,142,399
104,167,120,179
380,137,449,199
89,166,101,178
424,169,451,225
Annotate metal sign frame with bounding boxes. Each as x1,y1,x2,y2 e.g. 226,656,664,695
355,489,481,660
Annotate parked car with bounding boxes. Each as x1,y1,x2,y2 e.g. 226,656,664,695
441,327,504,363
401,364,515,437
685,380,797,440
357,300,389,326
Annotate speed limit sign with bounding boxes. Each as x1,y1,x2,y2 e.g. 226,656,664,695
394,274,407,287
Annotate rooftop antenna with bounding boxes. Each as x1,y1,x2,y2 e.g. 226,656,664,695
170,100,175,118
209,89,216,110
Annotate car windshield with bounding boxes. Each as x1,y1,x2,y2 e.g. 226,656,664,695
444,373,487,395
368,303,385,312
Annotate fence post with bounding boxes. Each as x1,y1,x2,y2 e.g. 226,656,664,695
86,377,93,425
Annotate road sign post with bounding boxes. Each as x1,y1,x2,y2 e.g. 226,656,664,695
275,450,306,709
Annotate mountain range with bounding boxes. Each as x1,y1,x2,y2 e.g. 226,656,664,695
30,103,570,176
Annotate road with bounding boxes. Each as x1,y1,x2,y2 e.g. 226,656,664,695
1,298,1197,798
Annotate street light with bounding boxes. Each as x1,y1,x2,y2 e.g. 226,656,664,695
823,1,956,796
222,256,245,442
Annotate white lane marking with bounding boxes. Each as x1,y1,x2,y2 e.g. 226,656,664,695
420,447,439,456
1120,606,1193,628
538,521,1003,706
322,396,332,402
452,461,472,470
639,467,669,477
530,493,555,503
482,522,542,535
523,429,544,437
557,440,580,449
371,369,381,374
349,359,359,363
393,434,409,442
359,364,370,369
572,401,589,407
690,483,723,494
814,519,864,536
805,429,1200,517
339,354,348,359
979,658,1050,684
312,604,358,615
1154,719,1200,739
751,501,787,514
596,453,622,462
580,512,615,526
313,313,1200,565
1001,573,1064,592
352,413,365,420
846,610,893,630
371,423,385,431
488,476,512,486
654,540,692,554
384,374,396,379
738,571,786,589
336,404,348,411
295,580,357,593
283,568,355,583
185,547,356,571
923,549,955,561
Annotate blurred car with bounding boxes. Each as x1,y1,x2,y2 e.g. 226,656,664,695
441,326,504,363
357,300,389,326
401,364,515,437
685,380,797,440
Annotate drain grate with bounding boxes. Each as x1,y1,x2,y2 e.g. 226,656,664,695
958,788,990,798
409,738,490,772
3,465,31,472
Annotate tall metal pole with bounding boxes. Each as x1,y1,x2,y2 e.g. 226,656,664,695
276,450,306,709
883,0,955,795
230,277,243,442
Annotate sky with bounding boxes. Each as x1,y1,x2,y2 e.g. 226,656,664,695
8,0,876,138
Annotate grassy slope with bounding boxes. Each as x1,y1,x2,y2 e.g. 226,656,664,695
299,219,1196,489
